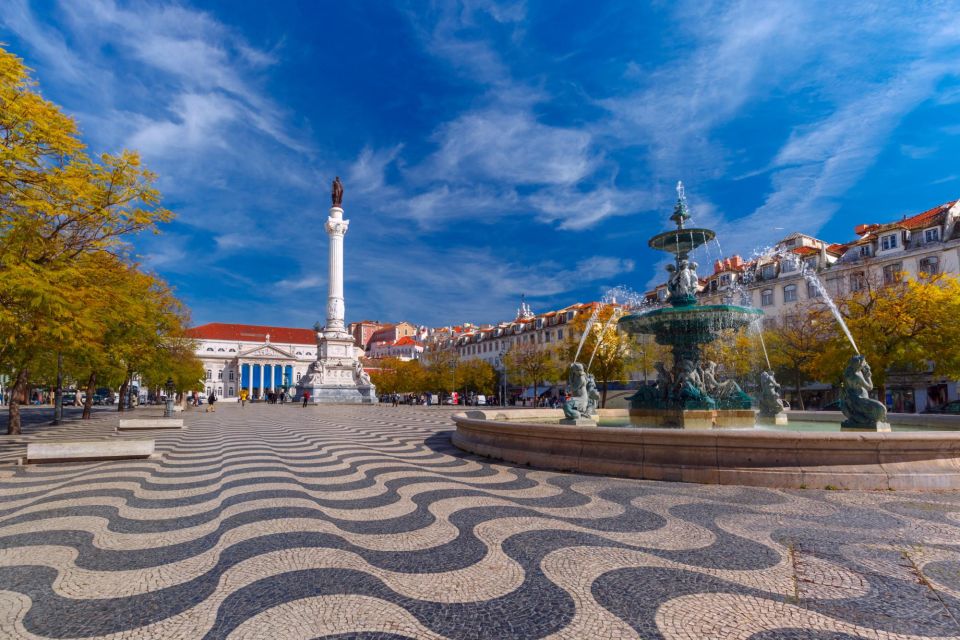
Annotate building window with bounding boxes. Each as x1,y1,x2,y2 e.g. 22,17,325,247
228,386,234,396
783,284,798,303
924,228,940,243
859,245,871,257
850,272,866,292
206,348,214,352
781,259,797,273
719,274,731,286
807,281,821,298
881,234,898,251
883,262,902,285
557,329,563,340
296,372,301,381
761,264,776,280
229,349,236,353
804,257,818,272
217,369,223,380
919,256,940,276
229,371,235,381
761,289,773,306
206,369,212,380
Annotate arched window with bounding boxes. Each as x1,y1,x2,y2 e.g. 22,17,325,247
761,289,773,306
206,348,214,352
206,369,212,380
217,370,223,380
783,284,798,302
229,349,236,353
217,348,225,352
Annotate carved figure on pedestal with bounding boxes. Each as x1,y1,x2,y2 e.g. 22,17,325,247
331,176,343,207
355,361,372,386
676,359,715,408
300,361,324,387
563,363,591,420
841,355,887,428
585,374,601,417
701,361,744,400
655,361,674,402
666,259,700,304
758,370,788,417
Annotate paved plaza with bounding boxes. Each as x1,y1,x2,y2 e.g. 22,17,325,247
0,405,959,639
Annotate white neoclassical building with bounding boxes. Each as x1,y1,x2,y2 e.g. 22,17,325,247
186,323,319,400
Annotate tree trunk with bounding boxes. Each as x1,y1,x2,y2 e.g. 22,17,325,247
794,371,805,410
118,378,130,412
7,368,29,435
82,371,96,420
533,382,539,407
601,380,608,408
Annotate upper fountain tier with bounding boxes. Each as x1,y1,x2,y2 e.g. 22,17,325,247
648,181,715,260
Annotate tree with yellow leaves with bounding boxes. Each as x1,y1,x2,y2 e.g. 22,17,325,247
812,273,960,402
0,46,175,433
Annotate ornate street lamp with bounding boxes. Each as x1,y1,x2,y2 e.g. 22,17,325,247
164,377,176,418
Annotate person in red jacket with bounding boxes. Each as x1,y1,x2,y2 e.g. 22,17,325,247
302,390,310,407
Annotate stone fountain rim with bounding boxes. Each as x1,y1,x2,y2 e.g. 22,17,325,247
451,409,960,491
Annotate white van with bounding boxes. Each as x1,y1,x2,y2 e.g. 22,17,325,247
476,395,487,405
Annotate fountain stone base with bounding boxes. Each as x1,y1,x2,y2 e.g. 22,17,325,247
629,408,755,430
758,413,789,426
560,417,597,426
841,422,891,433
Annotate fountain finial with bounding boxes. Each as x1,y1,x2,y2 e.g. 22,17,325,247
670,180,691,230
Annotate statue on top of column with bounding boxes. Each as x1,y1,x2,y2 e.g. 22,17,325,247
331,176,344,207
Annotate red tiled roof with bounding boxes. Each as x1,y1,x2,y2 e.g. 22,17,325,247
791,246,819,256
394,336,417,346
826,243,848,255
186,323,316,345
899,201,955,230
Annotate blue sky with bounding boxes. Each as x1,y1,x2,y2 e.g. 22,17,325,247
3,1,960,328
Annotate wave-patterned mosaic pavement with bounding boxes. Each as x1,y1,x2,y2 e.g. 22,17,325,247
2,405,960,639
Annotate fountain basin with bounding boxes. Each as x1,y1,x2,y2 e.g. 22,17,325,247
452,409,960,490
619,304,763,346
648,227,715,255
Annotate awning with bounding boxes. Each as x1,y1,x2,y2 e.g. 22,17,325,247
520,385,558,399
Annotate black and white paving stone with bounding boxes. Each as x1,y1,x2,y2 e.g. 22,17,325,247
0,404,958,639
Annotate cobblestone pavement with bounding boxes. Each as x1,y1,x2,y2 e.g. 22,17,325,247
1,405,960,639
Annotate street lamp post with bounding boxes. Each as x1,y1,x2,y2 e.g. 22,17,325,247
52,351,63,425
164,377,176,418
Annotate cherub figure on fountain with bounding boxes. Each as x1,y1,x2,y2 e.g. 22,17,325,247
666,259,700,306
840,355,889,430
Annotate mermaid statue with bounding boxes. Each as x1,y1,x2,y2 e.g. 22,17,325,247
840,355,888,429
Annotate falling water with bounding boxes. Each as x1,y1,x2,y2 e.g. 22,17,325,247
752,319,772,369
587,307,622,371
573,305,602,363
801,266,860,355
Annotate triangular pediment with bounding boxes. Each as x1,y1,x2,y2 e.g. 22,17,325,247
237,343,295,359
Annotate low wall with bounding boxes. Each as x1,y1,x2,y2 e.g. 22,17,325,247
451,410,960,491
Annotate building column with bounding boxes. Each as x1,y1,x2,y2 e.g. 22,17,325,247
266,364,273,392
324,205,349,335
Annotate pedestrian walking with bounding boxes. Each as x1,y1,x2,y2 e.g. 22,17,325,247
205,392,217,412
240,389,247,407
302,390,310,407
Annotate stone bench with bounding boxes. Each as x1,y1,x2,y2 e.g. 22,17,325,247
117,418,183,431
26,440,156,464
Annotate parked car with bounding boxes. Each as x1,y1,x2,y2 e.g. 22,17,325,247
927,400,960,415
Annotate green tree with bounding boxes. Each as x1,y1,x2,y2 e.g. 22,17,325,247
457,359,498,395
503,342,560,403
765,304,834,410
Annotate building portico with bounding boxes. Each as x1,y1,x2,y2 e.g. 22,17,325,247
186,323,319,400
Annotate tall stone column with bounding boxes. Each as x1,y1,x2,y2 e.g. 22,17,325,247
324,205,349,337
